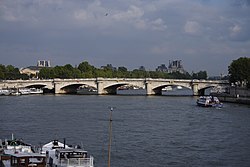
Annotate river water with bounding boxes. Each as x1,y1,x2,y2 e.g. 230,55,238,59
0,95,250,167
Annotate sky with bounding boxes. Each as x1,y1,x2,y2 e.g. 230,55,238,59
0,0,250,76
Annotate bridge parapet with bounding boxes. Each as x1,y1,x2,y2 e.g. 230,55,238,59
0,79,54,89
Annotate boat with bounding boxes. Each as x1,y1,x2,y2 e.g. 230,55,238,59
18,88,31,95
77,86,97,95
0,134,34,154
176,86,182,89
41,139,94,167
1,152,46,167
196,96,223,108
0,135,45,167
162,86,172,91
40,139,70,154
10,90,21,96
0,89,11,96
30,88,43,94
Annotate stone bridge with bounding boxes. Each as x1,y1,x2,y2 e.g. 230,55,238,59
0,78,229,95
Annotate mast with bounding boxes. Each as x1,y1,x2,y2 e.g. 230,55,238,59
108,107,113,167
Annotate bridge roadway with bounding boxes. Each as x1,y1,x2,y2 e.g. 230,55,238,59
0,78,229,95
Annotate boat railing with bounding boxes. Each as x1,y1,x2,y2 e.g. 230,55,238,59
59,156,94,167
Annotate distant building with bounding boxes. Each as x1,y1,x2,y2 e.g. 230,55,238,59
20,60,51,78
138,66,146,71
168,60,185,74
101,64,116,71
37,60,51,67
156,64,168,72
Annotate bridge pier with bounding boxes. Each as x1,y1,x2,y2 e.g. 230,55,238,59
145,79,155,95
96,79,108,95
54,82,68,94
192,84,199,96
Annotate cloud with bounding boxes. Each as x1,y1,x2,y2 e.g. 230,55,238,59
184,21,201,35
230,24,241,35
0,0,250,75
73,3,167,32
113,5,144,21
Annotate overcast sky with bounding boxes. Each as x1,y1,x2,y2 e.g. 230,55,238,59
0,0,249,76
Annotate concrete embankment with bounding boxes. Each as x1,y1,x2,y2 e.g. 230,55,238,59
218,96,250,105
212,87,250,105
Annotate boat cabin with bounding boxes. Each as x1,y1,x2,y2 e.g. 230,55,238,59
47,148,94,167
55,149,88,159
4,152,46,167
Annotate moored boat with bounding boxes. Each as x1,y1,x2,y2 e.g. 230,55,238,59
18,88,31,95
0,134,34,155
77,86,97,95
30,88,43,94
41,140,94,167
1,152,46,167
0,135,42,167
196,96,223,108
0,89,11,96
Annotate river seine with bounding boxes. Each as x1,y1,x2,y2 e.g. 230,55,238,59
1,95,250,167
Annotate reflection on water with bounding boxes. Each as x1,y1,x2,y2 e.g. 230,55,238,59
117,86,213,96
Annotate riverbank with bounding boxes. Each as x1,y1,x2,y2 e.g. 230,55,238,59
218,96,250,105
211,87,250,105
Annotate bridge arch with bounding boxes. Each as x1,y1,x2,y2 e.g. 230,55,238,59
54,79,97,94
150,83,192,95
23,83,48,89
103,83,129,94
197,85,221,96
60,83,97,94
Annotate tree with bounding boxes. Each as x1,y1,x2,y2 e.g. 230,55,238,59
170,71,191,79
0,64,6,79
39,68,55,79
192,71,207,79
228,57,250,88
78,61,95,73
78,61,96,78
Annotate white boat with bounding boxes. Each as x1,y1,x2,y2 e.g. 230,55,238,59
0,134,34,154
10,90,21,96
0,139,34,154
42,140,94,167
0,89,11,96
196,96,223,108
162,86,172,91
177,86,183,89
40,140,70,154
30,88,43,94
18,88,31,95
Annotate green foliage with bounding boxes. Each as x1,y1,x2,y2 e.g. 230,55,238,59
228,57,250,88
38,68,55,79
0,61,212,80
0,64,28,80
78,61,96,78
169,72,191,79
192,71,207,79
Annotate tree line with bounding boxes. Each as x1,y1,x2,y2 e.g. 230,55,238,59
37,61,207,80
0,61,214,80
